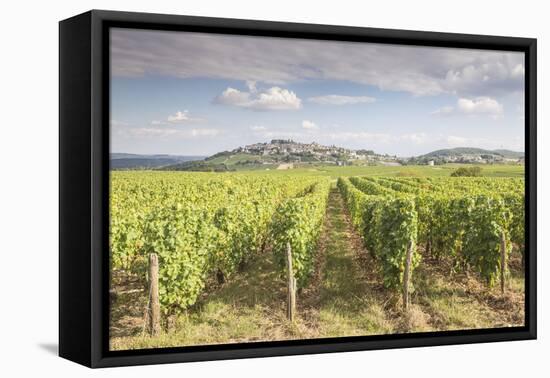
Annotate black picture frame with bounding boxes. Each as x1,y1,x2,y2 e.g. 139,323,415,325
59,9,537,368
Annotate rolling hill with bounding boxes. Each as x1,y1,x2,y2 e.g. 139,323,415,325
419,147,524,159
110,153,205,169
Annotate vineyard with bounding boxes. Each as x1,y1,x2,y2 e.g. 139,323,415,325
109,170,525,350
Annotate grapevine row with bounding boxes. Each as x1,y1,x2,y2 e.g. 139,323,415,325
271,179,331,288
338,177,419,291
111,172,329,314
348,176,524,287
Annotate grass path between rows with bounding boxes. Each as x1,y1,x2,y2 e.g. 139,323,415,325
312,186,398,336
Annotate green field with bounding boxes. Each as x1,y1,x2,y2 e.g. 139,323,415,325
258,163,524,178
109,164,525,350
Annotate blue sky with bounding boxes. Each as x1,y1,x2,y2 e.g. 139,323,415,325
110,28,525,157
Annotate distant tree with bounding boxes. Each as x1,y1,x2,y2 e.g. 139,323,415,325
451,166,483,177
356,149,375,156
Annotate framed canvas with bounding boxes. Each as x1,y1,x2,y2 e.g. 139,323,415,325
59,10,537,368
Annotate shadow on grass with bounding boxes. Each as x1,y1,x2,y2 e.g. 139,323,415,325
109,274,147,338
200,253,285,309
110,249,290,349
412,257,525,331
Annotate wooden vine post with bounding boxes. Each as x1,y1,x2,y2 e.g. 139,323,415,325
148,253,161,336
286,242,297,322
426,225,432,257
403,239,414,311
500,231,507,295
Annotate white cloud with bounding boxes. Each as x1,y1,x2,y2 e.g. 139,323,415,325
110,120,128,126
190,129,219,136
250,125,267,131
446,135,469,146
402,133,521,150
442,60,525,96
324,132,392,144
511,64,525,78
308,95,376,105
261,131,309,139
126,127,220,138
245,80,257,93
432,97,503,117
439,134,522,151
332,132,428,145
167,110,192,123
216,86,302,111
457,97,503,115
112,29,525,97
400,133,429,144
216,88,250,106
152,110,204,125
302,120,318,130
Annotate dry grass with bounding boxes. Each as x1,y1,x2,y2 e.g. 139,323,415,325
412,256,524,331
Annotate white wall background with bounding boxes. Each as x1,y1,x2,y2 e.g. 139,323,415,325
0,0,546,375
